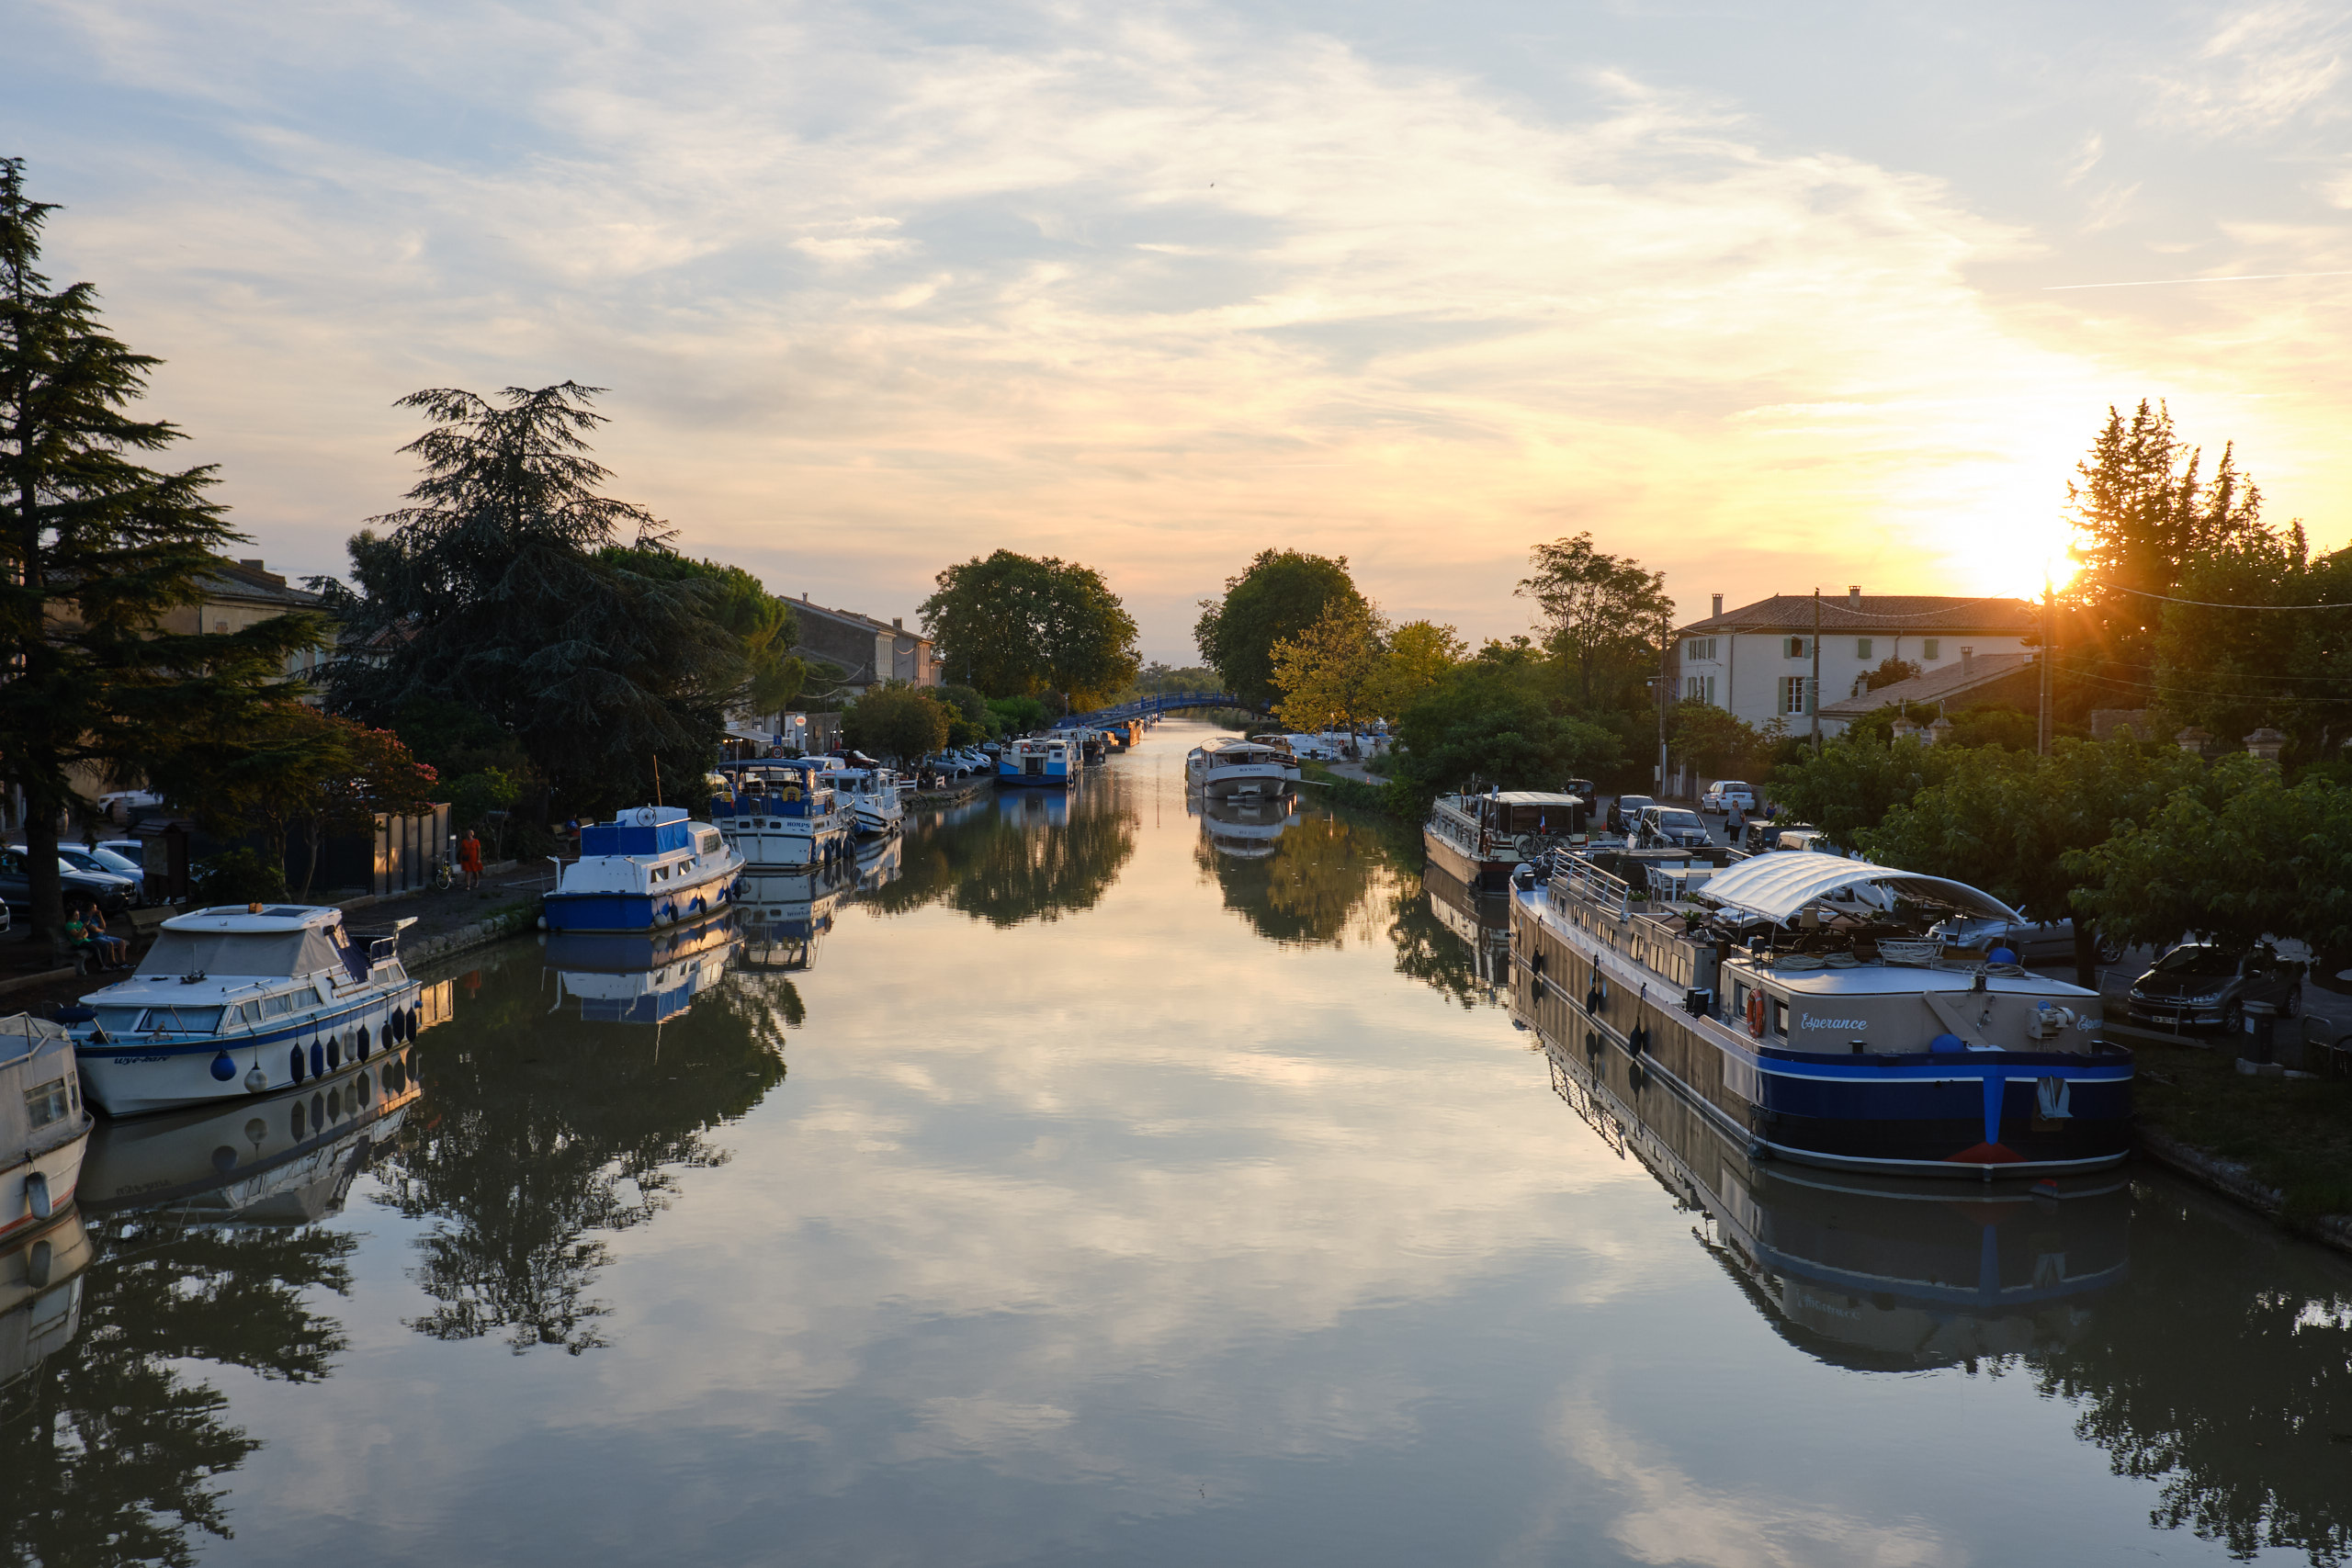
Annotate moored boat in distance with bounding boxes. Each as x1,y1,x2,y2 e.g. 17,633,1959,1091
3,1016,92,1241
1183,738,1299,798
544,807,746,934
1424,789,1589,891
63,907,429,1116
1511,848,2132,1179
818,763,906,837
1000,736,1079,788
707,758,854,866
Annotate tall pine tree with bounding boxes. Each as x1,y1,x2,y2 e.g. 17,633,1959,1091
0,158,321,944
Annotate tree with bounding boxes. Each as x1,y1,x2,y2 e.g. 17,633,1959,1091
1668,700,1763,780
449,764,522,861
2060,400,2270,703
1271,599,1385,734
1864,656,1922,692
1861,737,2204,985
920,549,1139,708
1387,660,1619,811
1193,549,1363,708
0,158,323,944
1516,533,1675,711
842,683,950,767
1765,733,1969,845
929,683,991,746
986,694,1051,736
1363,619,1465,720
2072,757,2352,971
322,385,746,813
599,546,807,713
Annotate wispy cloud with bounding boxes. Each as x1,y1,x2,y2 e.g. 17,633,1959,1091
2145,1,2349,137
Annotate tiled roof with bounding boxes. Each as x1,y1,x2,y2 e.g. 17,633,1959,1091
794,596,928,643
1678,593,2037,636
201,560,324,608
1815,651,2038,718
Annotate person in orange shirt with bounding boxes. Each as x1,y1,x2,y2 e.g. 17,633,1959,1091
458,829,483,891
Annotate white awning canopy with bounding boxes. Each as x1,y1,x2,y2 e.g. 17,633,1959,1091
1697,851,2022,926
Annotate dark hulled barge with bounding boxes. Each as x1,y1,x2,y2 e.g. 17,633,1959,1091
1510,849,2132,1179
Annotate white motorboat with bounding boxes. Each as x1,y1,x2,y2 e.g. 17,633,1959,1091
999,736,1078,788
1183,738,1299,798
818,763,906,837
63,906,429,1116
708,758,854,866
544,806,747,933
2,1016,92,1243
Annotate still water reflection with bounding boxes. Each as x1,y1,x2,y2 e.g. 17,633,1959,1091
6,720,2349,1566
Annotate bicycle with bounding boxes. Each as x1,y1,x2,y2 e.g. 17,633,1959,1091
432,859,459,893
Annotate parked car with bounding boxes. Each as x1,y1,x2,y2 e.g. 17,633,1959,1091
1609,794,1656,834
54,845,153,907
1928,913,2124,965
0,847,131,918
2126,942,2302,1033
1565,778,1596,801
1636,805,1712,850
1702,780,1757,815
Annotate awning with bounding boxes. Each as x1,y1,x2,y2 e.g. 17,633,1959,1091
1696,850,2022,925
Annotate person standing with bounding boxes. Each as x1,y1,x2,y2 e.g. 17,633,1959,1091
1725,801,1745,848
459,829,483,892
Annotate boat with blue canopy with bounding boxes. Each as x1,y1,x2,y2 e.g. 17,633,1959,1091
544,807,745,934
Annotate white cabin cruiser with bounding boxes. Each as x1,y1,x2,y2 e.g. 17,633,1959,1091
818,764,906,837
2,1016,92,1243
999,736,1077,788
543,806,747,933
63,906,427,1117
1184,739,1300,799
707,758,854,866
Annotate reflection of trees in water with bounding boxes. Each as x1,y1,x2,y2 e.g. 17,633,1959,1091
862,791,1137,928
1195,808,1385,947
2033,1198,2352,1565
0,1218,356,1567
378,956,788,1355
1384,870,1484,1007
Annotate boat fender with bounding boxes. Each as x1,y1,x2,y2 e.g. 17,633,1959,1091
245,1065,269,1094
1585,1030,1600,1059
211,1145,238,1174
209,1051,238,1082
289,1044,306,1083
390,1008,406,1043
1529,951,1547,976
1584,984,1603,1014
1747,992,1767,1039
310,1042,325,1078
1929,1032,1966,1054
1628,1023,1648,1057
325,1034,341,1069
356,1025,370,1060
26,1171,51,1221
27,1238,51,1288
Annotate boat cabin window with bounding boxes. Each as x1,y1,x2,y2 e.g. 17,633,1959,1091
98,1005,226,1035
1770,998,1788,1037
651,865,671,883
89,1004,151,1034
698,831,722,854
24,1077,70,1129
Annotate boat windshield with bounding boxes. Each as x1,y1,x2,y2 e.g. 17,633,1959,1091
95,1004,226,1035
138,927,343,978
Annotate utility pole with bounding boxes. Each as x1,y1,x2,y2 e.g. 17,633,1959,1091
2038,577,2054,756
1809,587,1822,750
1657,637,1671,796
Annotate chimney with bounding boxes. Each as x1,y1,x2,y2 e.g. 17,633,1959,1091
1710,593,1723,618
1961,647,1973,674
1847,584,1860,608
893,616,903,630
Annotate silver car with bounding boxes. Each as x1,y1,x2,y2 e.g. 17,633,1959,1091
1928,913,2123,965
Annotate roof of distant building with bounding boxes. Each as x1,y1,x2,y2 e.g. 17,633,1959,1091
1815,650,2039,718
201,558,324,609
1678,593,2037,636
793,594,929,642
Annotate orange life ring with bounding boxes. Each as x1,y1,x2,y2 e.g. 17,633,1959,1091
1747,991,1767,1039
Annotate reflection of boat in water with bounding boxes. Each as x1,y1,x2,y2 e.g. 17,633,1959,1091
78,1043,424,1224
1421,860,1510,987
997,787,1069,829
3,1016,92,1244
737,870,849,970
0,1211,93,1394
854,831,903,892
546,913,741,1025
1518,998,2128,1367
1188,792,1298,860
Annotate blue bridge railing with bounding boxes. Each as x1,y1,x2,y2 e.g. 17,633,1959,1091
1054,690,1269,728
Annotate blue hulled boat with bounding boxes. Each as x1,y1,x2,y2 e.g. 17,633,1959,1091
707,759,854,865
543,807,746,935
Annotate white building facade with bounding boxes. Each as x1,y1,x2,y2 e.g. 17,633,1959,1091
1670,588,2039,737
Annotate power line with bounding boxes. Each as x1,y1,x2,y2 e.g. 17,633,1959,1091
2083,581,2352,611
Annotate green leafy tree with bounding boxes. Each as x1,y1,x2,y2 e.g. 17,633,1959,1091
599,546,808,713
1272,599,1385,733
1765,734,1969,844
842,683,951,767
920,549,1139,708
1668,700,1763,781
450,764,522,859
2150,536,2352,766
1861,737,2203,984
1388,660,1619,811
1517,533,1675,712
2072,756,2352,971
1864,656,1923,691
321,384,744,815
1365,620,1465,719
1193,549,1364,708
929,682,991,746
986,694,1051,735
0,159,322,944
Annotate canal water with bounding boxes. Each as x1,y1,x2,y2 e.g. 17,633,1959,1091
8,720,2351,1566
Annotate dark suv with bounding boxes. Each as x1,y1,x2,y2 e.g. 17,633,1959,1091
2126,942,2302,1033
0,847,131,919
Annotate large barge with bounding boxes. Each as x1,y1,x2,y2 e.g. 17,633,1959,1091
1425,789,1588,892
1510,848,2132,1179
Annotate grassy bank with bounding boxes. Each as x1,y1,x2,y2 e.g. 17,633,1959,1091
2127,1033,2352,1232
1300,761,1399,816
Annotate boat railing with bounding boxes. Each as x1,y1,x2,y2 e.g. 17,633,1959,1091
1553,859,1634,919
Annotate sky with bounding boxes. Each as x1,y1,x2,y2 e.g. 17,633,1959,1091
7,0,2351,661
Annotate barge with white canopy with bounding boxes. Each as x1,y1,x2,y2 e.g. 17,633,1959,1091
1425,789,1589,891
1510,849,2132,1178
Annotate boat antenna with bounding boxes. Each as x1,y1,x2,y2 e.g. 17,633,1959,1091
652,753,663,807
